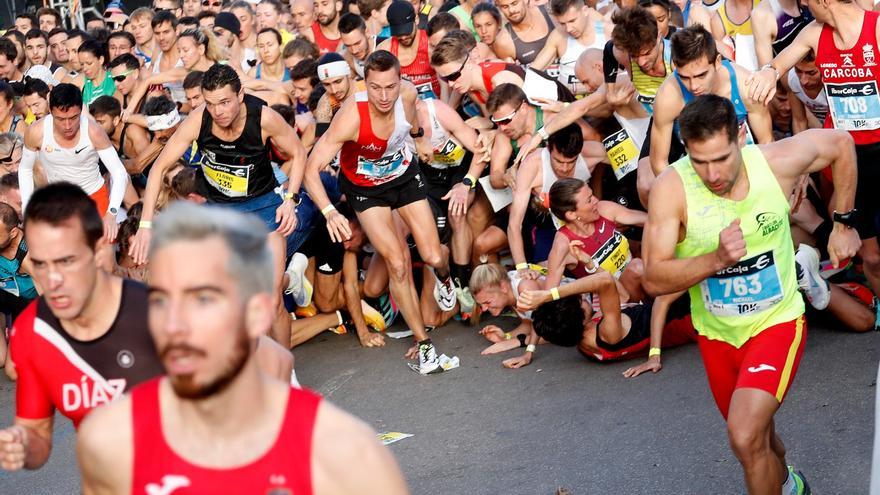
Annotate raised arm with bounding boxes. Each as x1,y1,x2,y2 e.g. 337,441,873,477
597,200,648,227
648,80,683,176
747,22,820,104
750,2,776,67
529,31,564,70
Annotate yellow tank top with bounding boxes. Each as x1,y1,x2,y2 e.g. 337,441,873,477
718,0,761,37
630,38,673,113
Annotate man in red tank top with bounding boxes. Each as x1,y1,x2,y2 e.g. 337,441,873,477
378,1,444,100
307,0,342,54
77,203,409,494
431,35,524,109
748,0,880,312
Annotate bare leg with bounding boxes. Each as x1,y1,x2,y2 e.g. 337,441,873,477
474,226,507,262
727,388,786,495
467,192,493,264
826,283,875,332
289,312,341,348
858,237,880,298
420,265,457,328
268,232,291,346
398,199,450,277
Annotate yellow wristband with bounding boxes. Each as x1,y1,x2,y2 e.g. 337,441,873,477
321,204,336,216
138,220,152,229
648,347,661,357
515,263,529,270
550,287,560,300
504,332,511,340
525,344,536,353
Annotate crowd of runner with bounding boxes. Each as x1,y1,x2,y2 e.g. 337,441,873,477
0,0,875,491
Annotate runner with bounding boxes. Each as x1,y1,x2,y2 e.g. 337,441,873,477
19,83,129,242
307,0,343,54
750,0,813,66
780,52,827,134
472,3,517,61
299,50,457,374
76,203,408,493
378,1,443,100
340,12,377,78
0,184,163,471
129,8,157,66
0,202,36,319
496,0,558,64
149,10,187,106
643,95,860,494
314,52,362,135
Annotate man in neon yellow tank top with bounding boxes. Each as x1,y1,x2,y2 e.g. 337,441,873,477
644,95,861,495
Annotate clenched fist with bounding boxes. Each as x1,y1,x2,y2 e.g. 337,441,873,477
716,219,746,267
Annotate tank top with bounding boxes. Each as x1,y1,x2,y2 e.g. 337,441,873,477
82,71,116,106
151,51,186,104
539,147,591,228
558,22,607,95
506,5,556,64
787,69,828,122
196,94,277,202
675,59,754,142
0,238,36,300
472,61,511,104
131,378,320,495
630,38,673,114
255,63,291,81
510,105,544,159
673,145,803,347
425,99,467,169
39,114,104,196
391,30,441,100
816,10,880,145
338,91,414,186
768,0,813,55
717,0,760,37
559,216,632,279
311,22,341,54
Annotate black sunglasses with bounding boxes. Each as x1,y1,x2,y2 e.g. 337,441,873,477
154,7,172,12
202,0,222,6
111,69,136,82
0,147,16,164
439,55,468,83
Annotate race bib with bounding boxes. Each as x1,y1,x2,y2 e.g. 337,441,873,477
700,251,783,317
0,276,19,297
603,128,639,180
414,81,437,100
825,81,880,131
594,230,631,279
203,162,250,198
432,138,465,167
357,150,407,179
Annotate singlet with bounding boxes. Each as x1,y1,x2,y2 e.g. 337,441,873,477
511,105,545,159
449,5,480,40
717,0,760,37
255,63,291,81
559,216,632,279
338,91,414,186
391,30,441,100
472,61,511,104
425,99,468,169
39,114,104,195
311,22,341,54
603,113,650,181
506,5,556,65
196,94,277,202
787,69,828,122
631,38,673,113
0,238,36,300
675,59,754,142
815,10,880,145
151,51,186,104
539,147,591,228
768,0,814,55
131,378,320,495
135,45,152,65
673,145,803,347
9,280,162,428
558,22,607,95
82,71,116,106
6,114,21,133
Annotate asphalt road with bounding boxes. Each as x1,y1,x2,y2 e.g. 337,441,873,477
1,315,878,494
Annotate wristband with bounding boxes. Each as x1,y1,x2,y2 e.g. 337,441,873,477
648,347,661,358
550,287,560,300
504,332,512,341
760,63,780,81
537,126,549,140
515,262,529,270
321,204,336,216
525,344,536,353
138,220,153,229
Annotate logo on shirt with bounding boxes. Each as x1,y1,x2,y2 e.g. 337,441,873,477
362,143,382,152
117,350,135,368
145,474,191,495
62,378,126,412
841,52,855,68
756,211,784,236
44,145,54,153
74,146,88,154
864,43,876,67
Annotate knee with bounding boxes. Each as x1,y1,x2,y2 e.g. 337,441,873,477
727,419,769,463
421,250,443,268
314,296,337,314
385,256,409,282
861,247,880,273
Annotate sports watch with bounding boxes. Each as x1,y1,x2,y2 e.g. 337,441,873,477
409,127,424,138
832,209,859,228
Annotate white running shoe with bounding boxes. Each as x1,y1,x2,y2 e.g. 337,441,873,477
795,244,830,310
418,342,442,374
431,268,457,312
284,253,313,307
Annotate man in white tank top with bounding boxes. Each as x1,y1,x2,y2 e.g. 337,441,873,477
18,83,129,242
782,54,828,134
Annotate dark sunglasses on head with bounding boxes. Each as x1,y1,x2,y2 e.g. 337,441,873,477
439,55,468,83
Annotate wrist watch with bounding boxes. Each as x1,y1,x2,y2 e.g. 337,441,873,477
409,126,424,138
462,176,475,189
108,207,118,216
832,209,859,228
285,192,302,205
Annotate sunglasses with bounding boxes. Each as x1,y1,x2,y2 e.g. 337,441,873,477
112,69,136,82
490,107,518,126
0,147,16,164
202,0,222,6
154,7,172,12
439,55,468,82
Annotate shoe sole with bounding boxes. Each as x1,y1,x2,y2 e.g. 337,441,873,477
798,470,811,495
797,247,830,309
407,362,444,375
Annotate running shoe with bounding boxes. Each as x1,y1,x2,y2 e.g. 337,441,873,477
795,244,830,310
431,268,457,312
456,286,475,318
361,300,386,332
294,303,317,319
418,341,442,374
378,293,399,327
785,466,811,495
284,253,313,307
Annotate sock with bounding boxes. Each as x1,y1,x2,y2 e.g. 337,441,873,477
290,369,301,389
450,263,471,289
418,338,432,346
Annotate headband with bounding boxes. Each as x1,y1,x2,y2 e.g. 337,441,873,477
317,60,350,81
146,109,181,131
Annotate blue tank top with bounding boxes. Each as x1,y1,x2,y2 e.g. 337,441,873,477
0,239,37,300
674,60,754,142
255,63,291,81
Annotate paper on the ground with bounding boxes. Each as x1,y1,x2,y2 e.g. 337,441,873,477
479,176,513,212
523,69,558,106
378,432,414,445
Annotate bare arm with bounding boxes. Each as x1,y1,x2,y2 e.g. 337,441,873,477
507,153,541,267
263,107,307,197
17,124,40,210
77,398,131,494
747,22,820,104
751,3,776,67
648,80,682,176
781,73,811,135
543,231,572,289
597,200,648,227
529,31,564,70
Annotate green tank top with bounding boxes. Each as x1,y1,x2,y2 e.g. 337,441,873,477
673,145,803,347
82,71,117,106
511,106,544,159
630,38,672,114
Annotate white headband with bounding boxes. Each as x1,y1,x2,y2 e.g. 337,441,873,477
146,109,181,131
317,60,350,81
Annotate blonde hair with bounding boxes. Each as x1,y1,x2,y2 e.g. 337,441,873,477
180,27,225,63
468,263,509,295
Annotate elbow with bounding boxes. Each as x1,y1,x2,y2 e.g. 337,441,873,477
640,269,663,298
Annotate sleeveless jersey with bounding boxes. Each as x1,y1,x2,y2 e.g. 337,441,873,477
311,22,341,54
196,94,277,202
558,22,607,95
0,238,36,300
539,147,591,228
787,69,828,122
255,63,291,81
472,61,511,104
425,99,468,169
675,59,755,143
630,38,673,113
9,280,162,427
338,91,414,186
507,5,556,64
603,113,650,181
815,10,880,145
131,378,321,495
391,30,441,100
718,0,760,37
559,216,632,279
39,114,104,196
673,145,803,347
768,0,813,55
151,51,186,104
82,71,116,106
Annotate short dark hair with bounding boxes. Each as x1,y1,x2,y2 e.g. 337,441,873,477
183,70,204,90
532,295,586,347
548,123,583,158
89,95,122,119
611,7,658,55
47,27,68,39
0,202,19,230
0,81,15,105
364,50,400,79
77,39,107,63
87,27,111,45
109,52,140,71
258,27,282,45
282,37,319,60
549,177,586,220
0,172,19,193
23,78,50,99
49,83,84,111
24,29,48,43
426,13,459,37
152,10,179,29
0,38,18,63
671,25,717,68
472,3,502,24
306,84,325,112
678,94,739,146
550,0,584,17
338,12,366,34
443,29,477,51
638,0,672,11
108,31,136,48
15,13,37,29
67,29,90,43
196,11,216,22
171,166,198,198
486,83,526,114
37,7,64,27
291,59,319,85
270,103,295,124
179,16,199,28
201,63,241,93
24,183,104,250
430,35,467,66
142,95,177,116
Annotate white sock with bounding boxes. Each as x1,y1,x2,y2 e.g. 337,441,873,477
290,369,301,388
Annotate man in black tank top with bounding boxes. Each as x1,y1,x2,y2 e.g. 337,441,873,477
496,0,558,64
